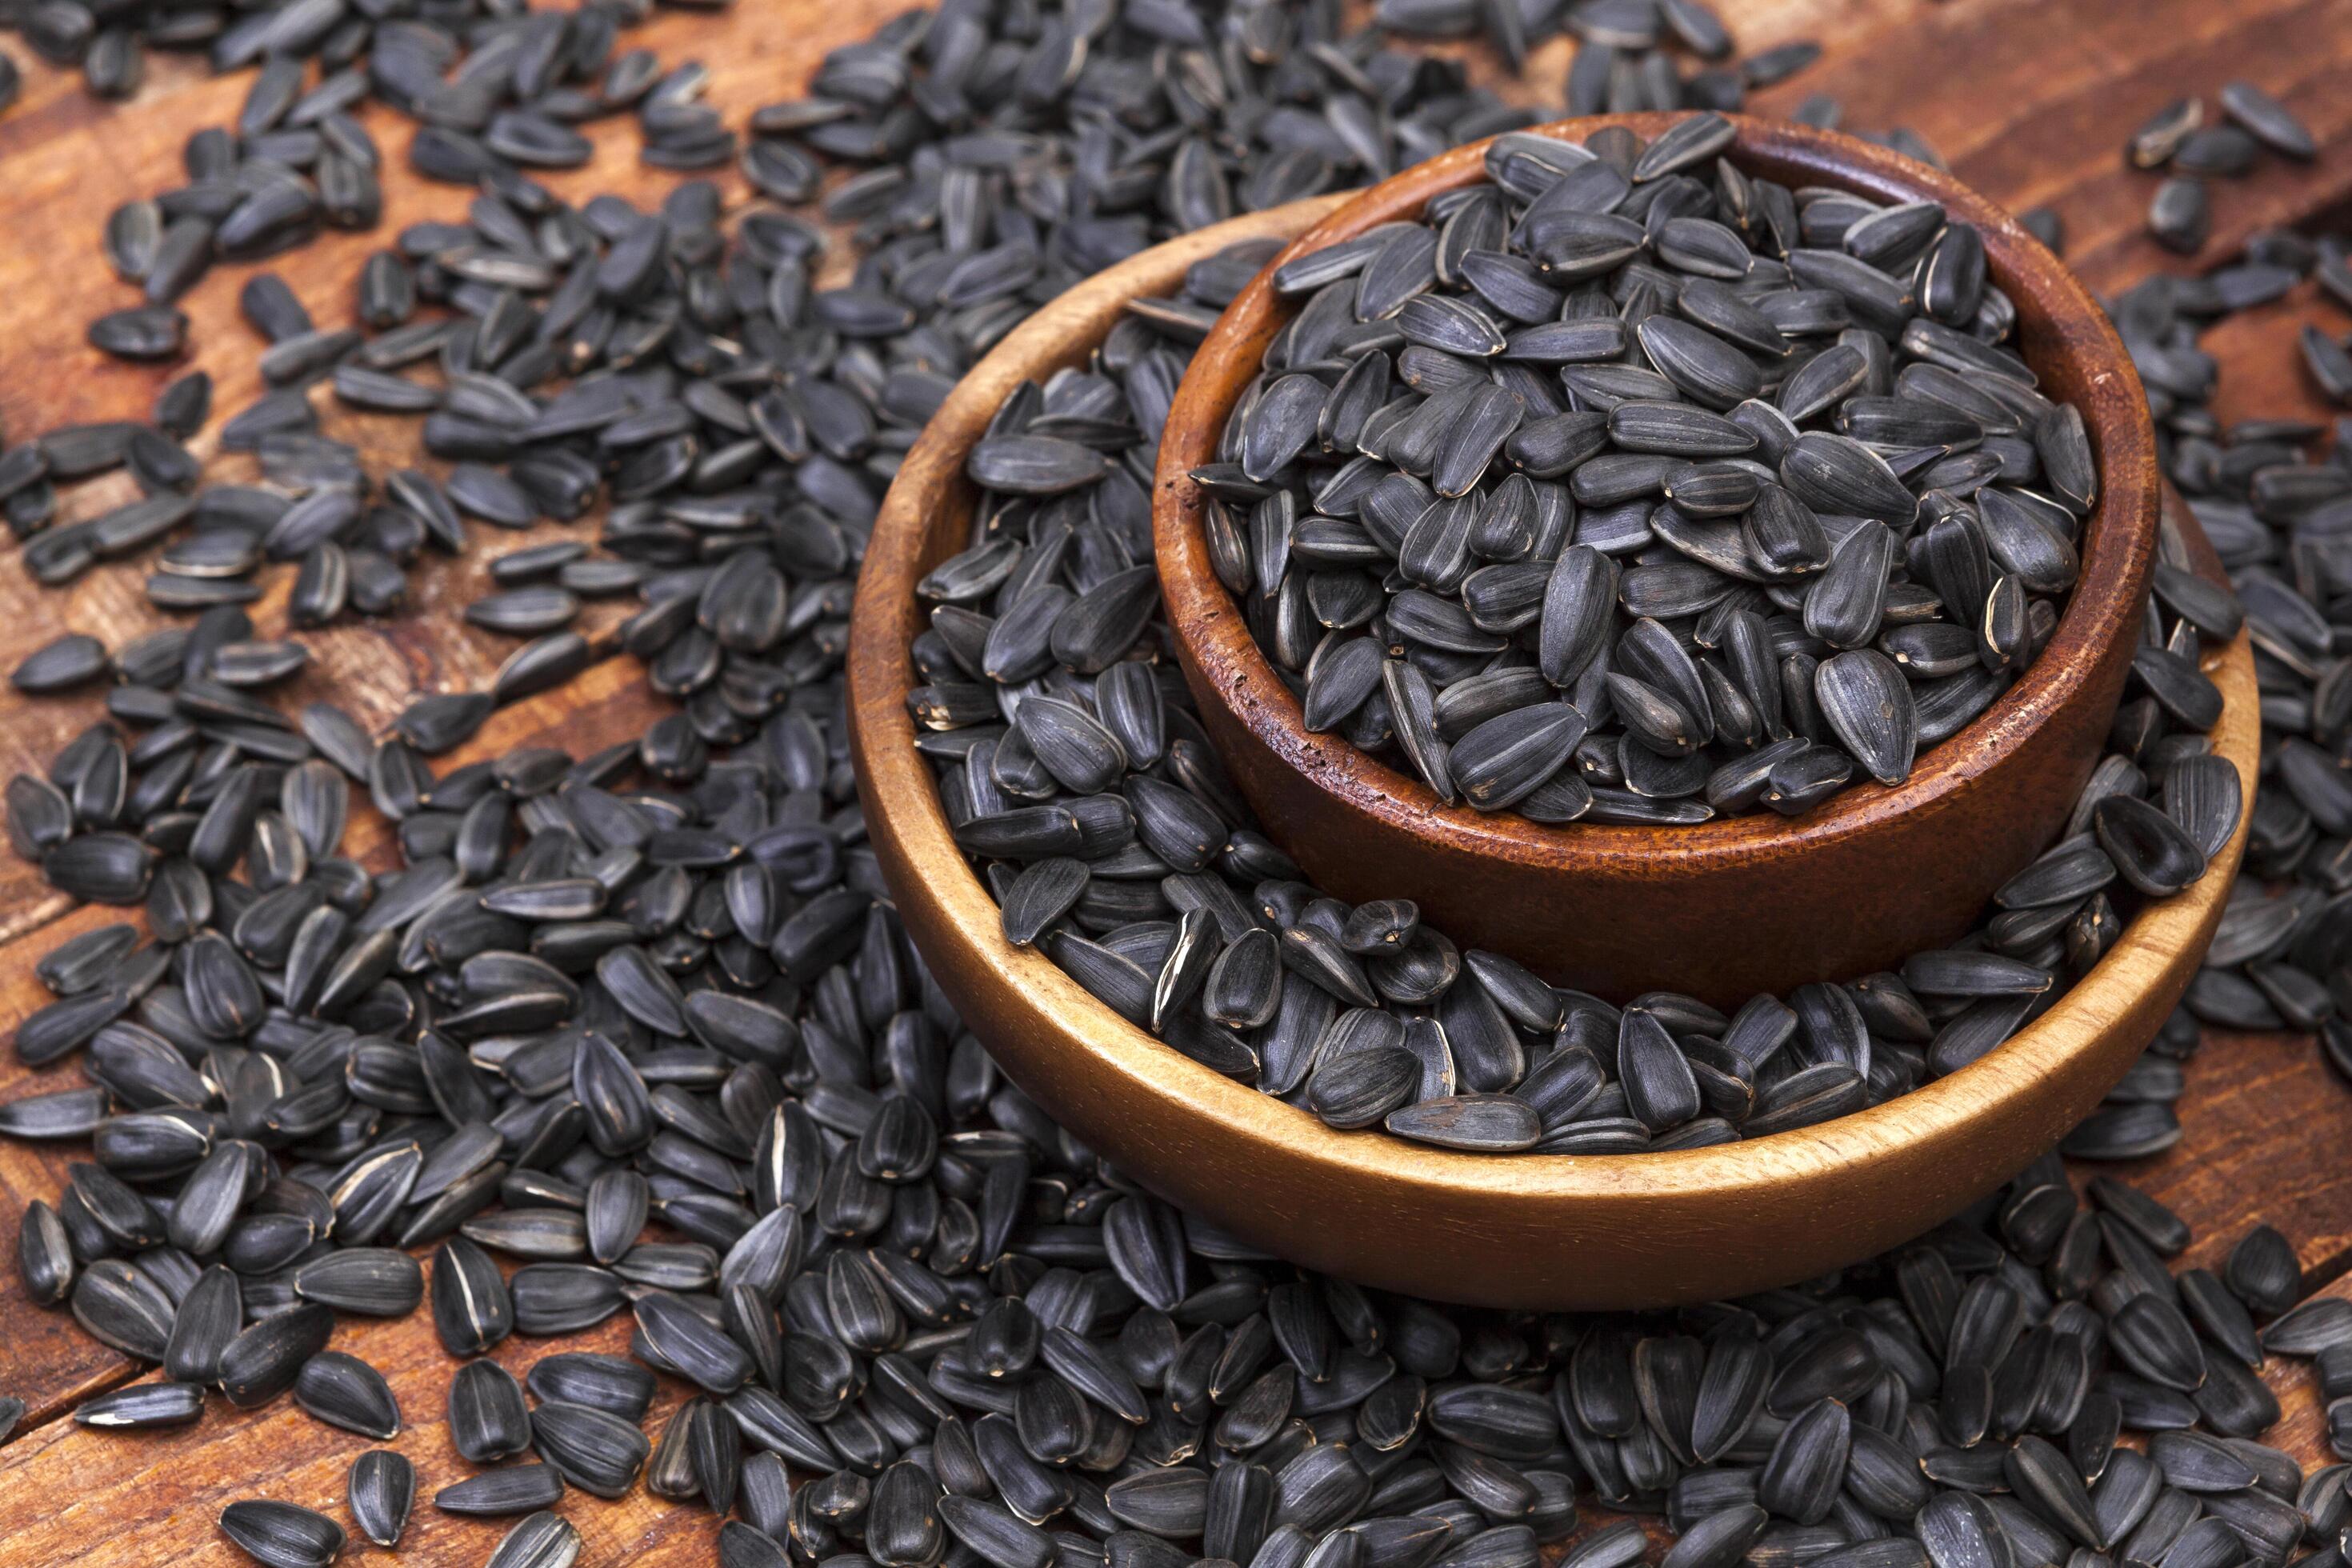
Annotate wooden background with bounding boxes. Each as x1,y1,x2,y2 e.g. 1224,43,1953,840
4,0,2352,1562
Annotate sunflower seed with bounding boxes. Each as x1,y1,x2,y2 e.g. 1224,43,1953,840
75,1381,206,1429
2219,81,2316,159
1816,650,1918,786
2227,1225,2302,1314
163,1263,242,1383
434,1466,569,1518
448,1358,533,1462
486,1512,582,1568
430,1234,514,1355
295,1246,424,1315
14,634,110,694
528,1352,658,1422
220,1302,334,1407
219,1501,346,1568
294,1350,402,1439
73,1258,176,1360
347,1450,414,1549
2149,179,2209,254
2094,795,2207,898
532,1399,650,1498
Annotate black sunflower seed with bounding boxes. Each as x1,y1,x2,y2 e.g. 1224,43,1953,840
2093,795,2206,898
220,1302,335,1407
162,1263,242,1383
75,1381,206,1430
528,1352,658,1422
430,1234,514,1355
2219,80,2316,159
434,1465,569,1518
2149,178,2209,254
14,634,110,694
72,1258,177,1360
1815,650,1918,786
451,1357,534,1462
2226,1225,2302,1314
348,1450,415,1549
294,1350,402,1439
218,1501,346,1568
294,1246,424,1315
485,1511,583,1568
532,1399,650,1498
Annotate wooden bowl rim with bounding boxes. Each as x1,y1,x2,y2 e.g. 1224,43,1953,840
846,194,2252,1208
1154,111,2161,878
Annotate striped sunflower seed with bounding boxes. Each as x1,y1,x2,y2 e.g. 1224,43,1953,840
218,1501,346,1568
294,1350,402,1440
486,1511,583,1568
348,1450,415,1549
451,1357,534,1462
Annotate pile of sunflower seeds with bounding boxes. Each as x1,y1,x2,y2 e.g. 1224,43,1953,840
25,169,861,652
2106,246,2352,1037
2129,86,2319,257
1378,0,1817,109
88,0,736,321
0,0,2339,1562
915,232,2234,1149
6,0,1680,648
1190,114,2101,823
14,0,753,610
53,0,730,327
0,701,2341,1568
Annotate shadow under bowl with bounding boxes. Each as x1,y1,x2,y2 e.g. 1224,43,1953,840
846,195,2256,1310
1154,113,2162,1008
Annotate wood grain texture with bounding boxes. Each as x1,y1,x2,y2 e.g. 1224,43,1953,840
0,0,2349,1561
2104,1028,2352,1286
1790,0,2352,295
0,1305,718,1567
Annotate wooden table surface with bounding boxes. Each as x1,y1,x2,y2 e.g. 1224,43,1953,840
5,0,2352,1562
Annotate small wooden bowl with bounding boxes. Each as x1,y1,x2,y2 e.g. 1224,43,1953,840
846,198,2258,1310
1155,114,2161,1006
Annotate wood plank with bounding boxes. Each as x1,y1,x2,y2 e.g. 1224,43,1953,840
2099,1029,2352,1287
1738,0,2352,296
2202,278,2351,431
0,1305,719,1567
5,0,2352,1558
2259,1268,2352,1468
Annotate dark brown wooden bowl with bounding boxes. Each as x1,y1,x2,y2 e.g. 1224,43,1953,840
845,198,2258,1310
1154,114,2161,1007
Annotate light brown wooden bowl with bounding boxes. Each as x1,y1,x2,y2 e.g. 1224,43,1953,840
845,198,2258,1310
1156,114,2161,1007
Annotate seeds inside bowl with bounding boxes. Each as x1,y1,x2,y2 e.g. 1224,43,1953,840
914,228,2238,1153
1191,112,2102,826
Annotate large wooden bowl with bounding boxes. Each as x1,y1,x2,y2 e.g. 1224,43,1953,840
845,198,2258,1310
1155,114,2161,1006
